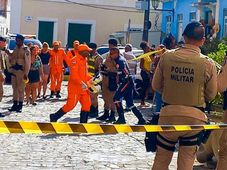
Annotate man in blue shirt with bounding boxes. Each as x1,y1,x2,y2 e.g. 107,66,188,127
109,47,146,125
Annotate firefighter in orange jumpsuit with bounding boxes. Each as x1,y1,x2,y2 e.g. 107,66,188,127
49,41,67,98
50,44,92,123
66,40,79,59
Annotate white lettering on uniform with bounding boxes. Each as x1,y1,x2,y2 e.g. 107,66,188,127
170,66,194,83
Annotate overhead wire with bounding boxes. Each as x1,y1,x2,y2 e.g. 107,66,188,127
64,0,159,13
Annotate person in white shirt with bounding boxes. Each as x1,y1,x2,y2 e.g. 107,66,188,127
123,44,137,76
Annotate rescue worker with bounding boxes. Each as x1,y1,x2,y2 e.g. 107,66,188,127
0,36,6,117
152,21,217,170
49,41,67,98
50,44,92,123
66,40,79,60
87,42,103,118
110,47,146,124
216,51,227,169
6,34,31,113
97,39,118,122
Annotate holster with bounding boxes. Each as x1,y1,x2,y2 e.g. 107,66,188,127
199,121,212,145
144,114,159,152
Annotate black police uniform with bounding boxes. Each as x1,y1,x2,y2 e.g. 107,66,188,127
113,55,146,124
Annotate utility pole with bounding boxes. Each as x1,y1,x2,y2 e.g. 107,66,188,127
142,0,150,41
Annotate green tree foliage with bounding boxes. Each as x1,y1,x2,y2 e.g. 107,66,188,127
208,42,227,65
201,38,221,56
201,38,227,105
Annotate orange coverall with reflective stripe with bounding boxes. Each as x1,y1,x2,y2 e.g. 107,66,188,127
67,49,79,59
62,54,92,113
49,49,67,92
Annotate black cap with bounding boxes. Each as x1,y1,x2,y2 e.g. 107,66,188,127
108,38,118,47
16,34,25,40
0,36,6,42
182,21,205,40
88,42,97,49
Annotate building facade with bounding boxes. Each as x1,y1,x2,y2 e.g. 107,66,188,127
161,0,227,42
0,0,10,36
10,0,161,47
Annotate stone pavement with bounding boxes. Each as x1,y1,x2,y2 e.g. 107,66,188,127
0,82,212,169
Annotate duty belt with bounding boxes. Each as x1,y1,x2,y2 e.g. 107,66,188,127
163,102,205,112
100,71,108,76
11,63,23,71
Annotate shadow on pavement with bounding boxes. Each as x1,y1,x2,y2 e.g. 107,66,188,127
62,117,80,122
3,94,13,98
193,165,213,170
1,110,14,116
49,98,67,102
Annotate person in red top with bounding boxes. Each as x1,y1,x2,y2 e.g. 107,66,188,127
50,44,93,123
49,41,67,98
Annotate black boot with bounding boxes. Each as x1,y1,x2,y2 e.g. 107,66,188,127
114,103,126,124
8,101,18,112
56,91,61,98
16,101,23,113
96,109,109,121
89,105,98,118
80,111,89,123
106,110,116,122
50,108,65,122
114,112,126,124
50,91,54,98
131,106,146,125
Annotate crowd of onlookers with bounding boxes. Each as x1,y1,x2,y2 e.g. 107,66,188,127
0,33,182,115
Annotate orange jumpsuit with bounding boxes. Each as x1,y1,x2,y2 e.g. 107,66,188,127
49,49,67,92
62,54,92,113
67,49,79,59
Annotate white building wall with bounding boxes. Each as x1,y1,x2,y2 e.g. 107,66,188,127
9,0,162,46
9,0,22,34
0,0,10,36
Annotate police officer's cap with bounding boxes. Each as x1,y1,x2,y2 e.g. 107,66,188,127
16,34,25,40
108,38,118,46
182,21,205,41
0,36,6,42
88,42,97,49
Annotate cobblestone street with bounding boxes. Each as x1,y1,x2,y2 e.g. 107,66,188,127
0,82,211,169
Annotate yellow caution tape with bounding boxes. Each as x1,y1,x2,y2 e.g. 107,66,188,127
0,120,226,134
132,49,164,61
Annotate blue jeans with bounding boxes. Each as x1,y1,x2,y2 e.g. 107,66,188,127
154,92,163,113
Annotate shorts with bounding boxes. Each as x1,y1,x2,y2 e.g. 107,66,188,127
28,70,40,83
43,64,50,75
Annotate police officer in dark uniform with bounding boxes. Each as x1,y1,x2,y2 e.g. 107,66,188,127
109,47,146,124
